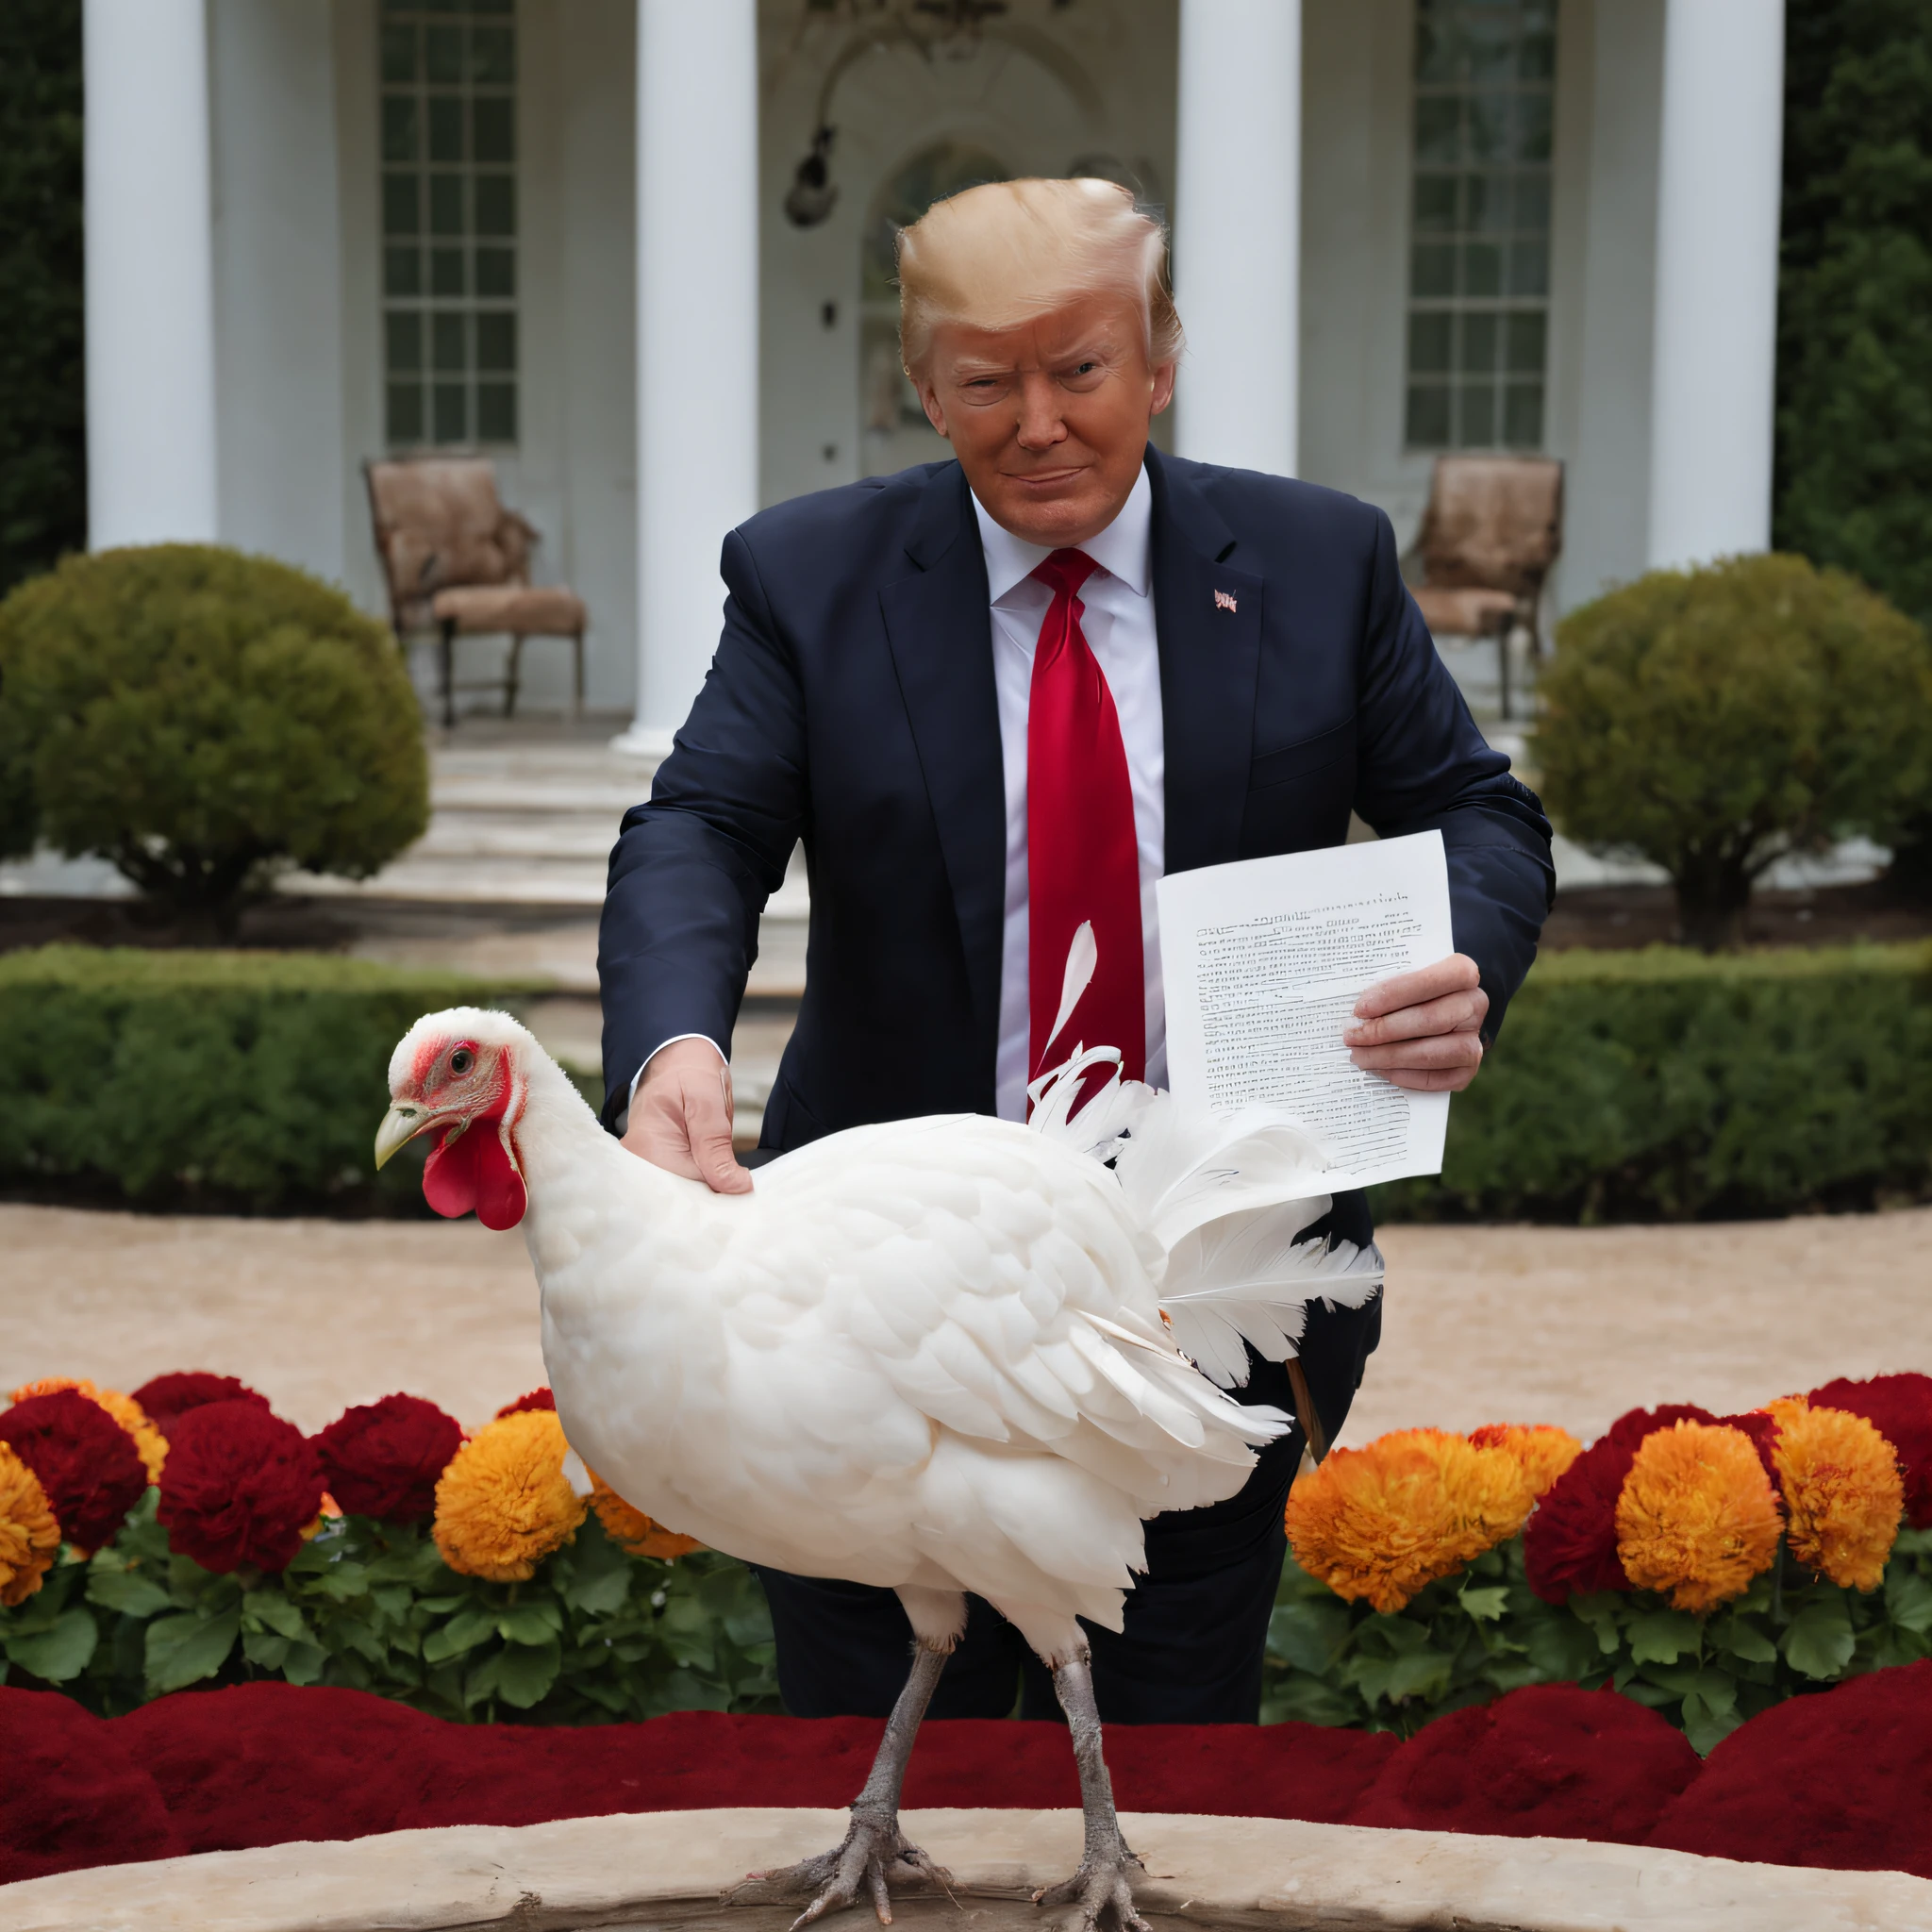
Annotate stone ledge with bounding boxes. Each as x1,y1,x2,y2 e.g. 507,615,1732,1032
4,1807,1928,1932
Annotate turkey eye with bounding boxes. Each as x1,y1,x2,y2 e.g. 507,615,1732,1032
449,1048,475,1076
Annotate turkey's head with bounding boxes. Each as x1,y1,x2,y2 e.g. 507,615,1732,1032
375,1008,531,1230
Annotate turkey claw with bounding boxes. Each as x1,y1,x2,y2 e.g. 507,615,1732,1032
724,1813,951,1929
1031,1843,1148,1932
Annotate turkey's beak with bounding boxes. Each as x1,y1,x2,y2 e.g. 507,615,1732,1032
374,1100,441,1171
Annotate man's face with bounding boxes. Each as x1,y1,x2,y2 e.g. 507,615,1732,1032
912,291,1176,549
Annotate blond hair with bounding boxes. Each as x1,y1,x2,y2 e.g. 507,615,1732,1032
896,176,1183,375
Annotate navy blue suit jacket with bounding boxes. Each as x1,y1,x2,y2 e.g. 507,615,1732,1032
600,446,1554,1157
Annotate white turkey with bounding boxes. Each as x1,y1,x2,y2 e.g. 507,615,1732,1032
375,1009,1381,1932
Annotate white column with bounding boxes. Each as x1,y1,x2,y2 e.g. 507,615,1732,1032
613,0,760,756
84,0,220,549
1174,0,1301,476
1645,0,1785,570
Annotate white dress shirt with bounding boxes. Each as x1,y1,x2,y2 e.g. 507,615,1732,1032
972,463,1167,1121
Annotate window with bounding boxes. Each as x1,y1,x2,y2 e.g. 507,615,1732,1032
1404,0,1556,450
379,0,518,448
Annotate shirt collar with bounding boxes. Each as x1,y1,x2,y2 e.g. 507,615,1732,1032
970,460,1153,605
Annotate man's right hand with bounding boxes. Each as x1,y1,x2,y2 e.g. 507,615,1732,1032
620,1037,755,1194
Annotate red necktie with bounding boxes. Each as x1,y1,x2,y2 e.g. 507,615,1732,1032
1027,549,1146,1089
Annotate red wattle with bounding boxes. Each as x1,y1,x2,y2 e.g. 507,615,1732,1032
422,1124,527,1229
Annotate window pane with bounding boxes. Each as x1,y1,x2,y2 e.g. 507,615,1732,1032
1463,242,1502,296
1412,242,1457,298
1505,310,1546,371
1468,94,1512,160
387,382,425,443
1467,172,1510,231
381,94,418,164
1519,29,1556,80
1460,311,1498,375
1414,96,1461,165
473,95,513,164
477,382,517,442
386,310,423,372
1508,238,1548,296
382,172,420,236
432,310,467,372
1460,384,1496,446
1408,310,1453,374
475,173,515,236
476,310,515,372
1467,20,1516,85
425,25,463,83
1407,385,1452,445
475,246,516,298
428,94,464,163
384,246,422,297
1414,174,1457,232
1505,383,1543,446
1516,92,1553,161
471,26,515,83
1415,20,1459,84
379,25,417,84
431,246,466,296
428,174,464,235
433,382,468,443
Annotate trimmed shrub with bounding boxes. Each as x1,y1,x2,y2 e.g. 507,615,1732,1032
0,546,428,935
1532,556,1932,950
0,947,546,1211
1375,942,1932,1223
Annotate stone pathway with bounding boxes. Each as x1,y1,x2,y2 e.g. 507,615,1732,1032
6,1202,1926,1444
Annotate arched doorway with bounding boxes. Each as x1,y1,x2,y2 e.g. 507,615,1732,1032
858,141,1010,476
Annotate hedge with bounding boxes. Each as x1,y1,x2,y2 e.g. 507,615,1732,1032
1374,942,1932,1223
0,946,551,1212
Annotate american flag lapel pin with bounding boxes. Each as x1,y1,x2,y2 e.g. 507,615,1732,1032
1213,588,1238,614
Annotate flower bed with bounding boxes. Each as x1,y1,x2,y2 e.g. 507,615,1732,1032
1,1368,1928,1755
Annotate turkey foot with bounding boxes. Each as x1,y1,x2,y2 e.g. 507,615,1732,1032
1031,1654,1149,1932
725,1641,953,1929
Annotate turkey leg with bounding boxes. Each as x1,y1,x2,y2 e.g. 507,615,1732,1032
727,1639,954,1929
1033,1652,1149,1932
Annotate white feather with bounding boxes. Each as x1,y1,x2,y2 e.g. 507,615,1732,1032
1041,920,1098,1062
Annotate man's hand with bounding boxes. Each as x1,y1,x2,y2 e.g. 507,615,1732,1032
1344,953,1489,1092
621,1038,755,1194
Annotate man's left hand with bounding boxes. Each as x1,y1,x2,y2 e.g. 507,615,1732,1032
1344,954,1489,1092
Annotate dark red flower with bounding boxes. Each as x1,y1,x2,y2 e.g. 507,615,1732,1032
1604,1404,1718,1450
157,1401,325,1574
495,1388,555,1418
0,1391,148,1552
130,1373,271,1437
1715,1409,1781,1487
1808,1373,1932,1529
313,1394,462,1524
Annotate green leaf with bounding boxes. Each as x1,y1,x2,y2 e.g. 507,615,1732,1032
86,1558,172,1620
281,1639,327,1686
1261,1674,1366,1727
1524,1616,1600,1683
1568,1593,1625,1655
1626,1609,1701,1665
422,1605,496,1665
243,1629,291,1671
496,1600,562,1645
1885,1563,1932,1636
5,1607,99,1683
562,1518,635,1617
145,1607,241,1696
1267,1598,1352,1675
1682,1680,1744,1757
1782,1595,1857,1680
1385,1649,1454,1704
1456,1584,1510,1623
1707,1611,1778,1665
242,1589,309,1641
472,1636,561,1710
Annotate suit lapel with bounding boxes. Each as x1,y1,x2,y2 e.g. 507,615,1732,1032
1148,446,1264,874
878,463,1007,1055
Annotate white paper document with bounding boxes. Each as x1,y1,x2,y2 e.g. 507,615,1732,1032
1157,830,1454,1190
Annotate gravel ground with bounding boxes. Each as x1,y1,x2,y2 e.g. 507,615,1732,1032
3,1203,1928,1443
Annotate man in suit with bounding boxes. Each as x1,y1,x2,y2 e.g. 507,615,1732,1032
600,178,1553,1725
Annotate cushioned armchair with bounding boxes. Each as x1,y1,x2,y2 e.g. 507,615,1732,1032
364,457,587,728
1405,455,1563,721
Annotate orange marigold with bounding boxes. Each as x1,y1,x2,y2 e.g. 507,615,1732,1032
1766,1395,1902,1592
1615,1421,1781,1612
0,1441,61,1607
10,1377,166,1483
587,1470,703,1560
1285,1427,1535,1613
1468,1423,1585,1499
432,1408,586,1582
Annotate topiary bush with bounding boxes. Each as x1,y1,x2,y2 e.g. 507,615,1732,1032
0,545,428,934
1532,555,1932,950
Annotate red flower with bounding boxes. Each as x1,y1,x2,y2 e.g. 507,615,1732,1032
1808,1374,1932,1529
0,1391,148,1554
313,1394,462,1524
157,1401,325,1574
1714,1409,1781,1487
495,1388,555,1418
130,1373,271,1436
1524,1406,1721,1606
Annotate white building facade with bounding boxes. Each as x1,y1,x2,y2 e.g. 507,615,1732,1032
84,0,1784,739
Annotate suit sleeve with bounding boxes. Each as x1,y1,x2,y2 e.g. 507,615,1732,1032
597,527,808,1125
1350,508,1554,1042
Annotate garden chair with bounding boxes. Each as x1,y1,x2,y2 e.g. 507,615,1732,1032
363,457,587,729
1405,455,1564,721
